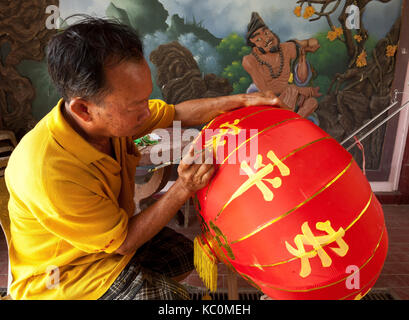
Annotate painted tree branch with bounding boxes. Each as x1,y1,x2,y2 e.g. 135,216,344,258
296,0,392,64
317,14,401,170
295,0,400,171
309,0,341,24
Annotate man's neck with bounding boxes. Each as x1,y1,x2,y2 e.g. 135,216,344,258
62,102,114,158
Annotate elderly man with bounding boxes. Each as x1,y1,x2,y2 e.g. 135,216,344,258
242,12,321,118
4,17,284,300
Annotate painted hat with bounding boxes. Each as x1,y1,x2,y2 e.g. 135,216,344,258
246,12,267,46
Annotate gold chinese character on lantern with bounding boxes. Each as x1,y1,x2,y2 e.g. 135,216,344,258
234,150,290,201
204,119,241,153
285,220,349,278
215,150,290,220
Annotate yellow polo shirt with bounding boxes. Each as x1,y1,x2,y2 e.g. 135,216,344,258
4,98,175,300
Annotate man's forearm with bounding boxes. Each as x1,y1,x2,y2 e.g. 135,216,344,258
116,178,192,255
174,95,247,127
174,93,285,127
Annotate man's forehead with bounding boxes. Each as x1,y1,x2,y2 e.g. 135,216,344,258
105,59,150,84
103,59,152,100
251,27,270,38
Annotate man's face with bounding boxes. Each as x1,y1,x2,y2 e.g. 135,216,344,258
250,27,280,53
91,58,152,138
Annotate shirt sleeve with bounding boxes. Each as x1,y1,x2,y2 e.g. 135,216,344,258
133,99,175,139
37,176,129,254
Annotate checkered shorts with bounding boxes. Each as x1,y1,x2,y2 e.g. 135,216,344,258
98,227,194,300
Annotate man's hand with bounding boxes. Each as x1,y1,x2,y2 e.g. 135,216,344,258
241,90,291,110
176,145,215,195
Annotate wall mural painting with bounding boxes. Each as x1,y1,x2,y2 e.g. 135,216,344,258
0,0,59,139
2,0,404,180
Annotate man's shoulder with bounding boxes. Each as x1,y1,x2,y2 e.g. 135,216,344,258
8,117,86,182
9,118,50,165
5,119,74,201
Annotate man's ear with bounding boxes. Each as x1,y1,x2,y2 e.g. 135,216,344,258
68,98,93,123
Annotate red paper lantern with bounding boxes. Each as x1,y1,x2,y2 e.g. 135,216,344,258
193,105,388,300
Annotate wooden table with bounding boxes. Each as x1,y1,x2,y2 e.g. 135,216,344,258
134,128,193,218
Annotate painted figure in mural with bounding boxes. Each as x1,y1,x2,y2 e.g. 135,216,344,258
242,12,321,119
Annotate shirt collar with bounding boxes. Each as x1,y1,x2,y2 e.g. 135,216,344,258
46,99,109,165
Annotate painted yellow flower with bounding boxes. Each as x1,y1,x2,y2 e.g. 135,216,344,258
356,50,367,68
293,6,302,17
326,30,337,42
354,34,363,43
386,45,398,57
303,6,315,19
334,27,343,37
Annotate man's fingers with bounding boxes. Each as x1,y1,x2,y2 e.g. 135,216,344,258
266,95,281,106
268,95,291,110
179,145,214,178
257,90,279,103
200,165,216,184
199,145,214,164
181,145,196,166
179,158,201,175
247,91,291,111
194,162,214,181
261,91,289,109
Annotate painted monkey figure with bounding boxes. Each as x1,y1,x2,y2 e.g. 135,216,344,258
242,12,321,118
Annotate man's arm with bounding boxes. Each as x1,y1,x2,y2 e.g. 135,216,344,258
173,91,288,127
115,178,192,255
116,146,214,255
